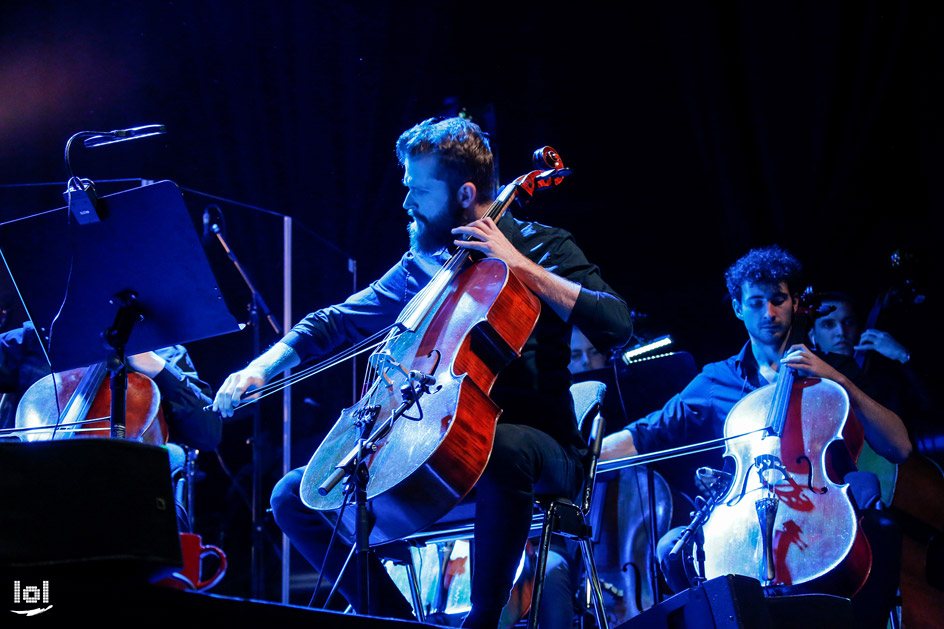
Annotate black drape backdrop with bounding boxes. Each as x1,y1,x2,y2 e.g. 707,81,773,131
1,0,941,601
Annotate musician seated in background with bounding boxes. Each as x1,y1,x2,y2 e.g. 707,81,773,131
212,116,633,626
0,321,222,531
570,326,608,374
808,290,934,452
600,245,911,628
809,292,911,363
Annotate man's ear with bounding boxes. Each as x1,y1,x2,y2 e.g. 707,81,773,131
732,299,744,319
456,182,477,208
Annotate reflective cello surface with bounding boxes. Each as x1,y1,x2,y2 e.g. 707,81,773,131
700,370,871,596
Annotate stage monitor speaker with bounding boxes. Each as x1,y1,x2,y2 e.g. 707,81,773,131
0,439,182,582
615,574,854,629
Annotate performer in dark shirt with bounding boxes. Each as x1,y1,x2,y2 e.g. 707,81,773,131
601,246,910,628
808,291,934,457
213,117,633,626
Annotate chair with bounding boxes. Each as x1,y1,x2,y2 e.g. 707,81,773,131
529,380,608,629
389,380,610,628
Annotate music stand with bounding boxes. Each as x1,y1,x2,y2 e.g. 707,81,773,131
0,180,240,434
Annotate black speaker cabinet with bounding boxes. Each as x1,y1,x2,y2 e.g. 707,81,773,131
0,439,181,581
615,574,855,629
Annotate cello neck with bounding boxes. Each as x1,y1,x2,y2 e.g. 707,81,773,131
396,180,523,332
397,147,571,333
56,362,108,436
768,365,796,437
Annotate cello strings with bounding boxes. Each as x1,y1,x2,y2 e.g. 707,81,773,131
0,417,114,436
394,184,513,330
227,324,403,411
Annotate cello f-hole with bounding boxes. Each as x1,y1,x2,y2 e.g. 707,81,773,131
796,456,828,494
425,349,442,374
726,464,756,507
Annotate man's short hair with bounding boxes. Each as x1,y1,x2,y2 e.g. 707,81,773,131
396,117,496,202
724,245,803,302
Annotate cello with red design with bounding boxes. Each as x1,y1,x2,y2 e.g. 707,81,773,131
699,291,871,596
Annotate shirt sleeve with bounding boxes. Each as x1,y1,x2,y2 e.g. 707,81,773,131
281,254,423,363
525,223,633,353
0,327,26,393
150,345,222,451
627,369,721,455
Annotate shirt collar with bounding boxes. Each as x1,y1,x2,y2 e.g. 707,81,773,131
733,340,763,386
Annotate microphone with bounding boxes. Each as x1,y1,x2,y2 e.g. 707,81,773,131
409,371,437,387
695,467,731,494
82,124,167,148
202,205,223,243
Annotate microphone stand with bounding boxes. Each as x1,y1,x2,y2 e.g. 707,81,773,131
207,222,281,600
667,492,719,586
317,372,436,614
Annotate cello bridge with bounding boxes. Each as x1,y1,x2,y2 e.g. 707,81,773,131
754,454,788,489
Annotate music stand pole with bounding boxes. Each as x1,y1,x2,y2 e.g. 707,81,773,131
249,299,264,599
206,223,280,600
103,291,144,438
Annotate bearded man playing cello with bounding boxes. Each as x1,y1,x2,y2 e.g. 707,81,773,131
601,245,911,628
213,117,632,626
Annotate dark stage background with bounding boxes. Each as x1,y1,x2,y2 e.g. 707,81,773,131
1,0,941,604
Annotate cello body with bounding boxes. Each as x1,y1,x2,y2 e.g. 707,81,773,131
300,258,540,545
594,466,673,624
14,363,167,445
701,374,872,597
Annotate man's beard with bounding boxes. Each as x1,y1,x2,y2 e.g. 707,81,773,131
408,197,465,255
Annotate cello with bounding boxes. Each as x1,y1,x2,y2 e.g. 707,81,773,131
297,148,572,545
699,296,871,596
11,361,168,444
593,465,673,624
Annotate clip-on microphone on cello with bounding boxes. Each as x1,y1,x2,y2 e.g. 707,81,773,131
695,466,732,496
